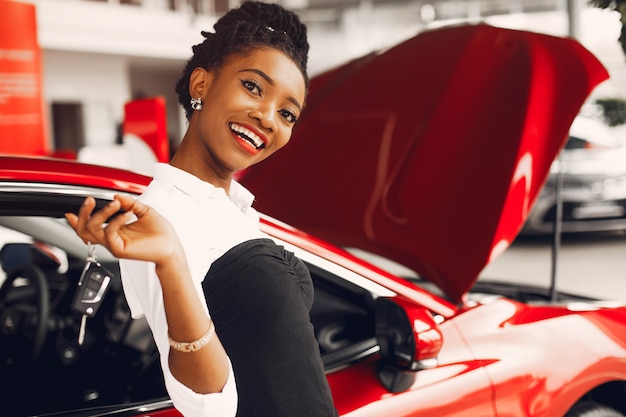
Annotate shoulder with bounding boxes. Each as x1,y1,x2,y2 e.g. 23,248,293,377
211,238,307,276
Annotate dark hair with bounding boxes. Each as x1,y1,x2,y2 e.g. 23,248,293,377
176,1,309,120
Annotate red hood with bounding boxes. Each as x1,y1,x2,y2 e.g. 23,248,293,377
239,23,608,302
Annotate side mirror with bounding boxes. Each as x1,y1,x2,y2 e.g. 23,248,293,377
375,296,443,392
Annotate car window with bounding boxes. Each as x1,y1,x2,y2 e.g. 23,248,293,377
306,262,377,371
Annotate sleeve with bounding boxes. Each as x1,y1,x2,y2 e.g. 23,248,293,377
163,358,238,417
119,258,144,319
119,258,238,417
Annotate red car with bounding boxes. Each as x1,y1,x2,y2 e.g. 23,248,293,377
1,24,626,417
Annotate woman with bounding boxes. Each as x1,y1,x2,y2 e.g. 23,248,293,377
66,2,337,417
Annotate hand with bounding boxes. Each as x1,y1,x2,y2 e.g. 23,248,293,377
65,195,182,265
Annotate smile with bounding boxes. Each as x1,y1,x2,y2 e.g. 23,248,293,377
230,123,265,150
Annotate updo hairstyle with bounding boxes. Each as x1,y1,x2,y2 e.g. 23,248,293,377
176,1,309,120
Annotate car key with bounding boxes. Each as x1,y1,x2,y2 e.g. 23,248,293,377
71,243,113,345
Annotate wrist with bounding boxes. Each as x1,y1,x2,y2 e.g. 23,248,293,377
154,244,189,282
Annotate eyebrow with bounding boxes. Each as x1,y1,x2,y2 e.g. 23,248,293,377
239,68,302,111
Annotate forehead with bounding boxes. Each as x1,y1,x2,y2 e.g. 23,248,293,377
223,48,306,103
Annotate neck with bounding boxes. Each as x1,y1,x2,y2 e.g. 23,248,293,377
170,144,232,195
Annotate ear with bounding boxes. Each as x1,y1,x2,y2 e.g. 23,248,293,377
189,67,213,99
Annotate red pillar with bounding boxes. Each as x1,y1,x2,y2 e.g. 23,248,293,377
123,96,170,163
0,0,49,156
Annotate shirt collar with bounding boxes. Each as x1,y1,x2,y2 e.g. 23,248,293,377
153,163,255,212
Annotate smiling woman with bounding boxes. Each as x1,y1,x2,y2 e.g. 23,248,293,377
178,47,306,171
65,2,337,417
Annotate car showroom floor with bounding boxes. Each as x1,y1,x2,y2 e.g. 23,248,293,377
480,231,626,302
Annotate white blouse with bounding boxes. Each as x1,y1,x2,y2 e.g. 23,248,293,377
119,163,266,417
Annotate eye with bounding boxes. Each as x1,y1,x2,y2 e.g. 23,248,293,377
279,109,298,124
241,79,261,96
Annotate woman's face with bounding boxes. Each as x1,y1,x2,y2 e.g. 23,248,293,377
188,47,306,179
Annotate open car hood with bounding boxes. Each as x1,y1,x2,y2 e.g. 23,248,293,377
239,24,608,302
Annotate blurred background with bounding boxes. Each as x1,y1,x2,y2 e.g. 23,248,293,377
3,0,625,159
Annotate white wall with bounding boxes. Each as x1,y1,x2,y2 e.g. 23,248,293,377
43,50,129,146
30,0,215,60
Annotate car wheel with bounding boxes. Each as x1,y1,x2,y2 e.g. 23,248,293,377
566,402,626,417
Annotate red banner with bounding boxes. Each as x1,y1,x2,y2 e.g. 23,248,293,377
0,0,48,156
123,97,170,163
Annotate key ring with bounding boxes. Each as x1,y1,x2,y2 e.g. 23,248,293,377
87,241,97,262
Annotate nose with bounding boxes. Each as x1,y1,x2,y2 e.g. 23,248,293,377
249,105,276,133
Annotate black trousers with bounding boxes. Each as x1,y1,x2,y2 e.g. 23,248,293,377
202,238,338,417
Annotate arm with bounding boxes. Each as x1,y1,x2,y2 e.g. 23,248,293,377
65,195,230,394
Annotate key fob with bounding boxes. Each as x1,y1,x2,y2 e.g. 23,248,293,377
71,260,112,317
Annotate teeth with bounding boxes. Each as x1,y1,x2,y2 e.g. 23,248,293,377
230,123,264,149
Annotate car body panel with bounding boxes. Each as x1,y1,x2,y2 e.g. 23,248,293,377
238,23,609,302
329,297,626,417
452,299,626,416
0,155,149,194
327,320,495,417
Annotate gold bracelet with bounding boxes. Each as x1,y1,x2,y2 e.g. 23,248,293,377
168,321,215,353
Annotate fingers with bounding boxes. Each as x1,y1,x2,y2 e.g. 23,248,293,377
65,196,133,246
104,208,134,234
114,194,149,218
113,194,137,209
80,197,107,242
65,212,78,230
64,196,96,244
